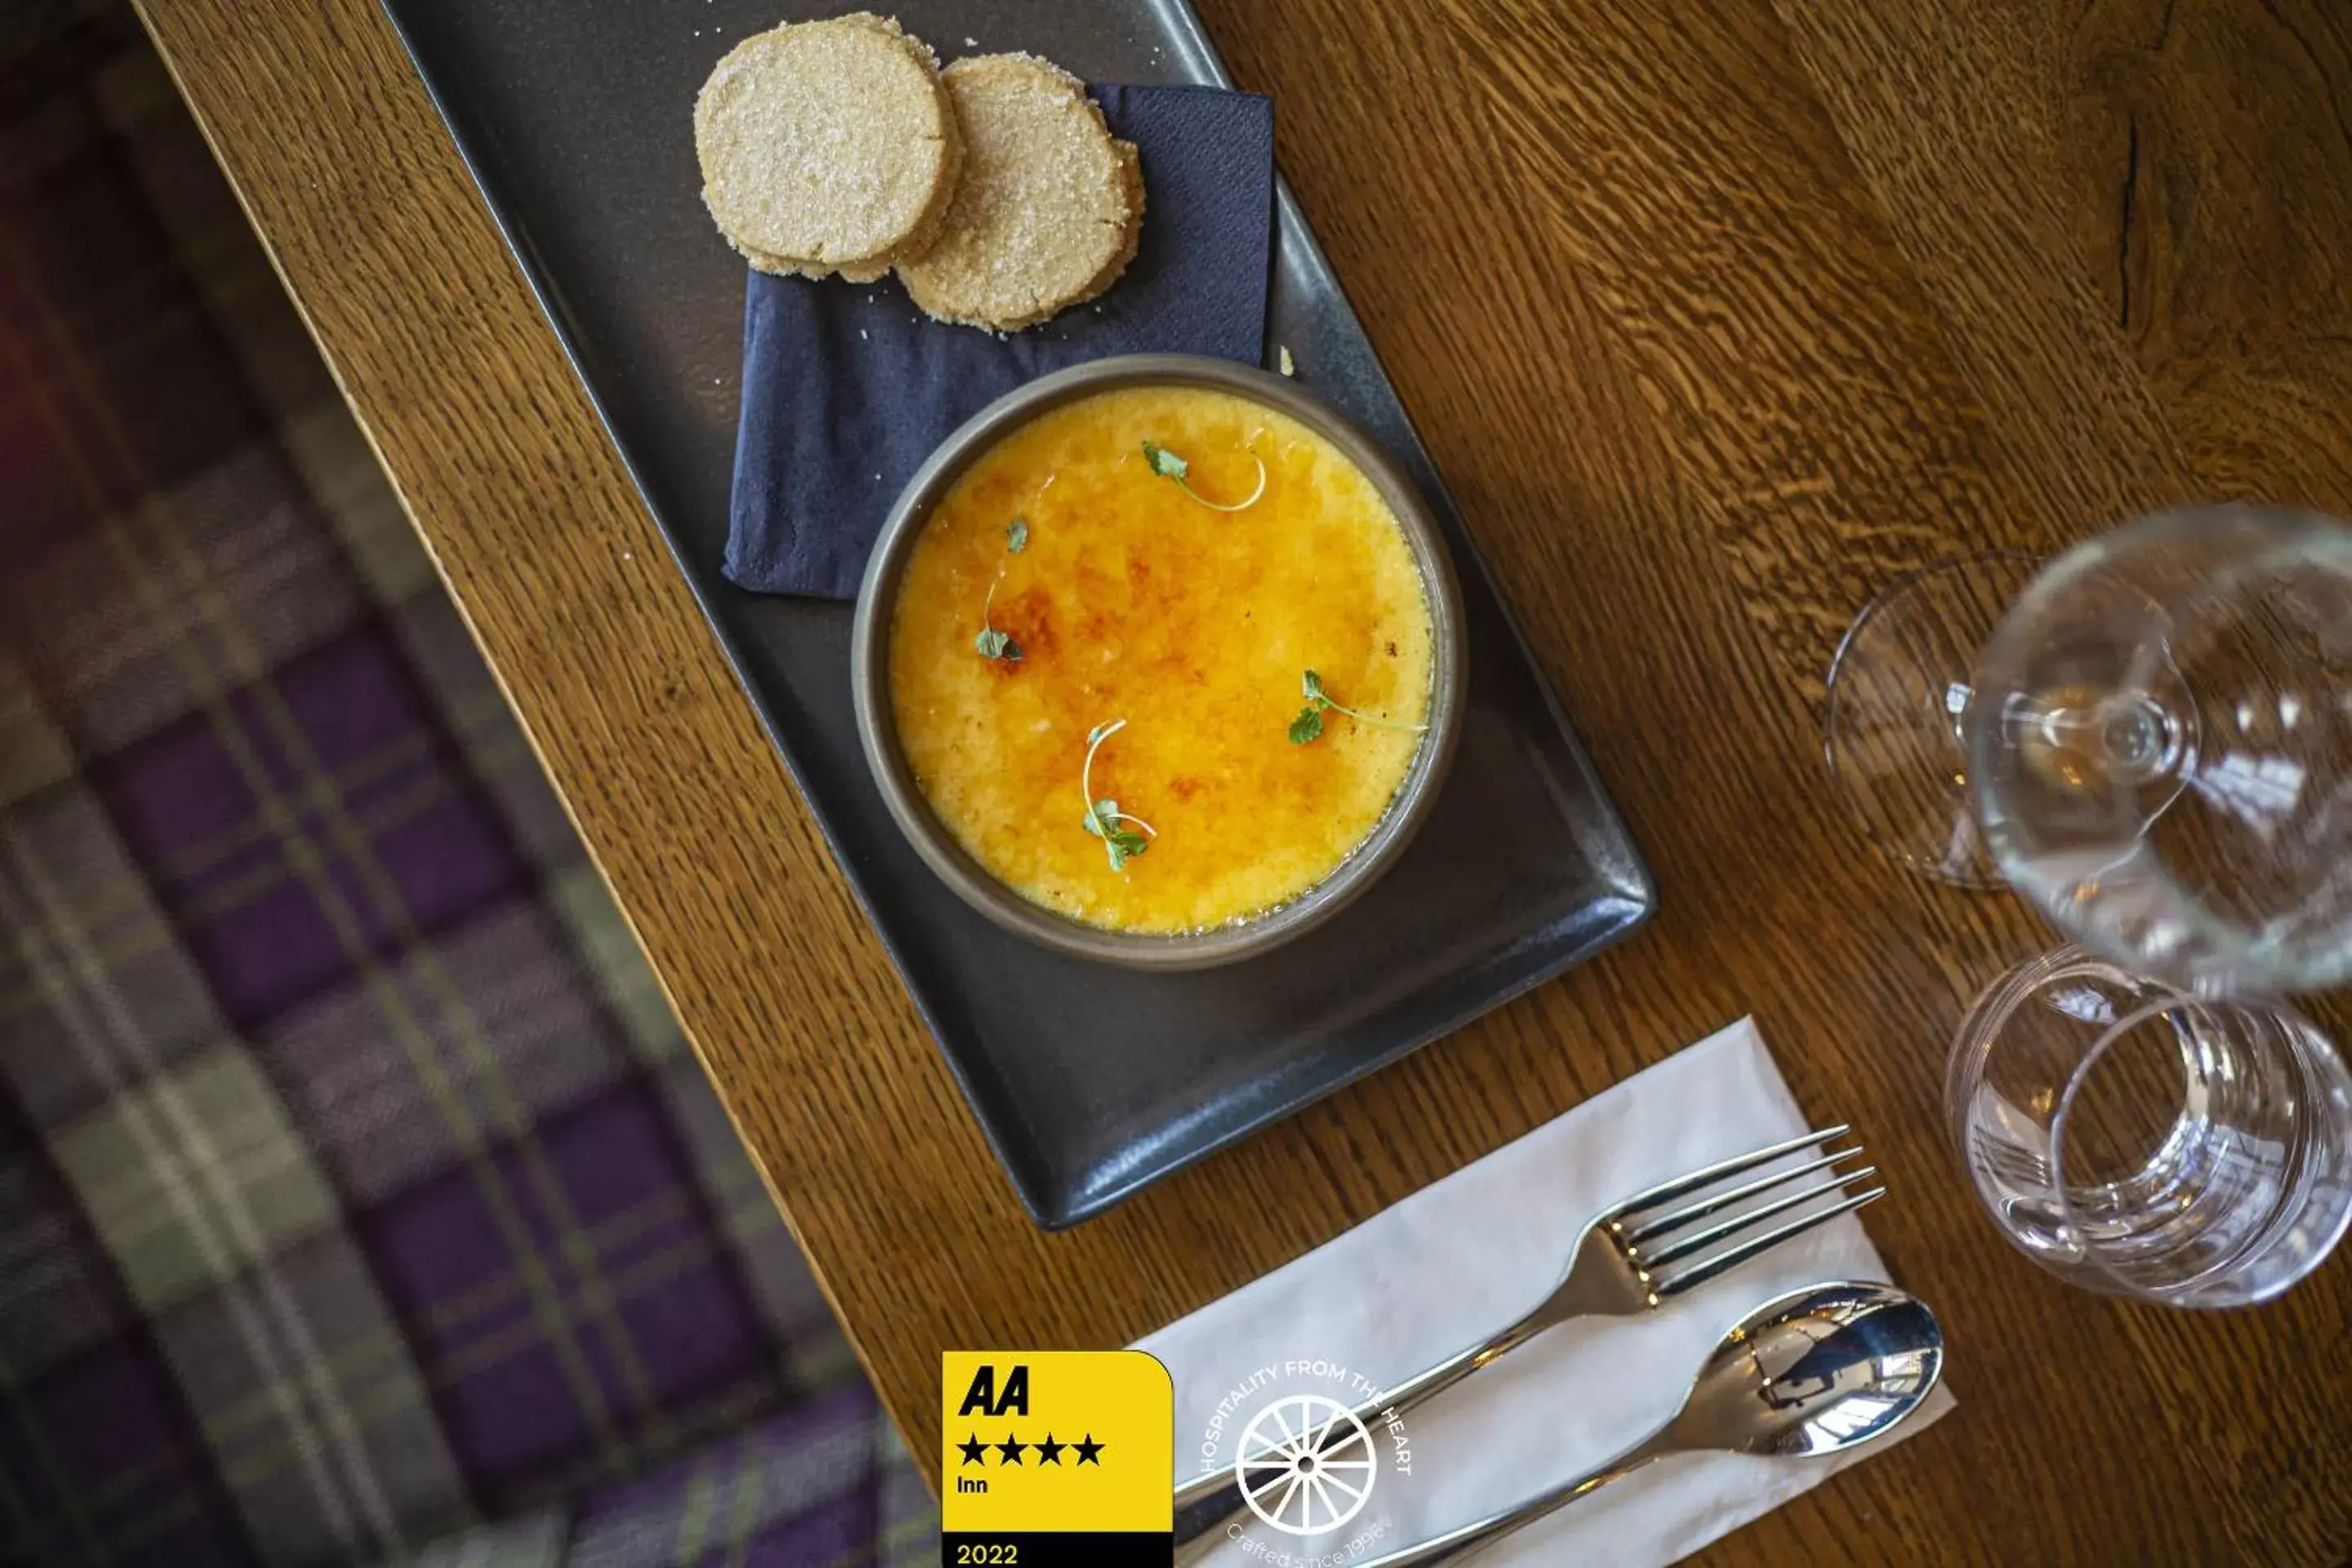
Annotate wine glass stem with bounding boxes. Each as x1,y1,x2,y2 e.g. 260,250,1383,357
2016,688,2187,791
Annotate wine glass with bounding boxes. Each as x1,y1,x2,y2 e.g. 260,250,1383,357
1973,506,2352,994
1829,506,2352,995
1948,946,2352,1305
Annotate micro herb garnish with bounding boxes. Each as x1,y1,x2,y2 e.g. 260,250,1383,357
1288,669,1430,744
1080,718,1156,871
973,575,1021,662
1140,439,1267,513
973,523,1031,662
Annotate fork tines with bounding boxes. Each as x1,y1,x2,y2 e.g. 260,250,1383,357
1606,1125,1885,1299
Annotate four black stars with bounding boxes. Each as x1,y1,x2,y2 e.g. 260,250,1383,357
956,1432,1107,1466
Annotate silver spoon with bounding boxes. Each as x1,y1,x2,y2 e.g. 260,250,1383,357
1356,1281,1944,1566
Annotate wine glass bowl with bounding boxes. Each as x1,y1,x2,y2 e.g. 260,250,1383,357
1970,506,2352,995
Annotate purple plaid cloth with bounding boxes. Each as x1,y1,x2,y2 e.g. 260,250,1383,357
0,7,935,1564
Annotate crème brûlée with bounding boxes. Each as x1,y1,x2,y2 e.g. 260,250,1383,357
886,383,1435,933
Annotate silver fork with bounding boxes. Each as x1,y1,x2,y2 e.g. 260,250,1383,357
1171,1126,1883,1549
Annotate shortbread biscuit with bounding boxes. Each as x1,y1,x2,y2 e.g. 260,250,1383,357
897,55,1144,330
694,13,962,279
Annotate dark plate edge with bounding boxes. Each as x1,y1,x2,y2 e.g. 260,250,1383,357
1049,892,1655,1227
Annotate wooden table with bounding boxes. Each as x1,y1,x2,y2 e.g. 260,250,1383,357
136,0,2352,1560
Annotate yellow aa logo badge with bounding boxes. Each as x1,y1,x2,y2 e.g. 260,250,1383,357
941,1350,1173,1566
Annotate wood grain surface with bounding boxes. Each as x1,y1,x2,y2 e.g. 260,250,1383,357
131,0,2352,1560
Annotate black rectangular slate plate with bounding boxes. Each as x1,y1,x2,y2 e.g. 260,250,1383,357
380,0,1655,1227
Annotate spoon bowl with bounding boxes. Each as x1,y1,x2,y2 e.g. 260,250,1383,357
1669,1280,1944,1460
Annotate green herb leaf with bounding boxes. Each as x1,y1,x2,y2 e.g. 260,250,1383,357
1286,668,1428,738
975,573,1022,662
1006,517,1029,553
1080,720,1156,872
1143,439,1266,512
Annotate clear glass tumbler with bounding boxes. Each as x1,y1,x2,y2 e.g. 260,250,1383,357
1946,946,2352,1306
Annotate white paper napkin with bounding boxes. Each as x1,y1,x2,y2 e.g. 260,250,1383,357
1138,1018,1957,1566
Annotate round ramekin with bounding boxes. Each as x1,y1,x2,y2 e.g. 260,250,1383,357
849,353,1466,970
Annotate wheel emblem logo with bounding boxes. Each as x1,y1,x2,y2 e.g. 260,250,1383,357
1233,1393,1378,1535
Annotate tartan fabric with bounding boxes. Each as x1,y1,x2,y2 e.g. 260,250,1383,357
0,6,936,1563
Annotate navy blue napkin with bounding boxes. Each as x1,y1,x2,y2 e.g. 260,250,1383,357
724,84,1276,599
